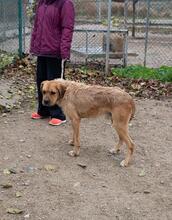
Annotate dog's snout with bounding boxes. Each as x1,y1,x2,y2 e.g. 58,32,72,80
43,99,50,106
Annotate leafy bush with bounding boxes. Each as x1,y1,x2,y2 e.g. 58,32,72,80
111,65,172,82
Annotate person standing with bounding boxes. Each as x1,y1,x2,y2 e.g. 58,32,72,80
30,0,75,125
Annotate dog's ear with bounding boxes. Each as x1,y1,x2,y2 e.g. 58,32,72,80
40,81,47,92
56,84,66,98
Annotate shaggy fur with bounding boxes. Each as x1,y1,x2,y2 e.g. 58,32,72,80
41,79,135,167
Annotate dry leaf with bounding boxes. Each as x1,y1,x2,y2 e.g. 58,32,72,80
131,83,141,90
24,214,30,218
138,169,146,177
77,163,87,169
73,182,80,187
16,191,22,198
1,183,13,188
143,190,151,194
3,169,11,175
6,208,23,214
44,164,56,171
9,168,17,174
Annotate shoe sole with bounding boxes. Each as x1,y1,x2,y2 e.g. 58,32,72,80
31,117,42,120
49,120,67,126
31,115,49,120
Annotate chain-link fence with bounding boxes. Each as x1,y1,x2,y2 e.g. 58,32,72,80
0,0,172,71
71,0,128,73
0,0,19,53
0,0,30,56
145,0,172,67
126,0,172,67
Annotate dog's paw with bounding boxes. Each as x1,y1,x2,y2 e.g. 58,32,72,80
120,160,128,167
68,150,77,157
69,140,74,146
109,148,120,155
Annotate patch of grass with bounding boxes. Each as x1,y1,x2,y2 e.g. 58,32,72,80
111,65,172,82
78,66,88,74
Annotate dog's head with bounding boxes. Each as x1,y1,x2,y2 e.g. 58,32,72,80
41,80,66,106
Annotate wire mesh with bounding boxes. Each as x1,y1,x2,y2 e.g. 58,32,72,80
0,0,19,53
71,0,128,70
146,0,172,67
126,0,172,67
0,0,172,69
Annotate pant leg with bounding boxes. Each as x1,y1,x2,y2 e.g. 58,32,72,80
46,57,66,120
36,56,50,116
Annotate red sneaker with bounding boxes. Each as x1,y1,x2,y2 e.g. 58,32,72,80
31,112,43,120
49,118,66,126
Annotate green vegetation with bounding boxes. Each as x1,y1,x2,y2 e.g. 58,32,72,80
111,65,172,82
0,52,16,71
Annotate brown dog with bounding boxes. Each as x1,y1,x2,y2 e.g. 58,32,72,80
41,79,135,167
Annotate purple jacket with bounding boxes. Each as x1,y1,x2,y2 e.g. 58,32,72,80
30,0,75,59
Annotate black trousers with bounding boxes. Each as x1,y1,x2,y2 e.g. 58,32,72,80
36,56,66,120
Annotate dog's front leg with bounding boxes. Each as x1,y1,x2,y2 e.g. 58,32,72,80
68,117,81,157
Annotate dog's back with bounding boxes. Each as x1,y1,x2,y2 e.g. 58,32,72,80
60,80,135,120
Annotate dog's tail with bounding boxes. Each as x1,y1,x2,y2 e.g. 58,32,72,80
130,99,136,121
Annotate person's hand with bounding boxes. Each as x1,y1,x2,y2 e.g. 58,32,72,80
62,58,69,63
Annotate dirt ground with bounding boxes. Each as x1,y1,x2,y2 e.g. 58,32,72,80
0,98,172,220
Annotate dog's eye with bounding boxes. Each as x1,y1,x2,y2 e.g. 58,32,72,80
43,91,46,94
50,91,56,95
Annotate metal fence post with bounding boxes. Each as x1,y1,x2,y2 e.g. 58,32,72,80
23,2,26,53
85,30,88,65
2,0,6,44
96,0,101,23
105,0,112,76
124,0,128,28
132,0,136,37
124,0,129,67
18,0,23,58
144,0,151,67
123,30,128,67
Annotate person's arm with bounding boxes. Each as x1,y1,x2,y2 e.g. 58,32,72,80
30,0,40,52
60,0,75,60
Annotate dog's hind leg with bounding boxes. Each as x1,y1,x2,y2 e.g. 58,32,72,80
68,116,81,157
111,107,134,167
109,135,123,154
116,126,134,167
